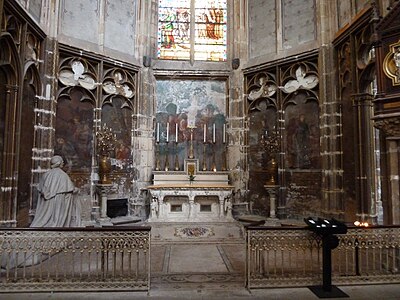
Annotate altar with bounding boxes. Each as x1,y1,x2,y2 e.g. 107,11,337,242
147,164,234,222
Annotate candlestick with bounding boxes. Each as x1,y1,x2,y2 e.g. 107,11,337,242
213,123,216,143
203,123,206,143
223,123,226,143
175,123,178,143
166,122,169,142
157,123,160,142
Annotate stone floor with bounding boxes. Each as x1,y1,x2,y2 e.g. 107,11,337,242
1,221,400,299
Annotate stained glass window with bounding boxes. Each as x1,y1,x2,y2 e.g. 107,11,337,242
158,0,227,62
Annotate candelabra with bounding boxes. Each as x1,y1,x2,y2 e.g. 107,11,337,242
260,127,280,185
96,124,117,184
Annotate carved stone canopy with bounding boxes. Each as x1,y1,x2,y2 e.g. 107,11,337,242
374,115,400,137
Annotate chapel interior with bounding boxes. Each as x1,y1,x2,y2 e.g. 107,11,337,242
1,0,400,296
0,0,400,299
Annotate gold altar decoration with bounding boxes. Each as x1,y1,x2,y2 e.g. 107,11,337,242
96,124,117,184
260,127,280,185
383,39,400,86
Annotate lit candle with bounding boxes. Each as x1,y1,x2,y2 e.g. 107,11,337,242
166,122,169,142
203,124,206,143
156,123,160,142
213,123,216,143
175,123,178,143
223,123,226,143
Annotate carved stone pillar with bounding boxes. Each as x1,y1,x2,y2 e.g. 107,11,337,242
264,185,279,219
374,116,400,224
95,184,114,225
353,93,376,223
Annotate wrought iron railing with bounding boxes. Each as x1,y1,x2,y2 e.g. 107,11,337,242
0,227,151,292
246,226,400,289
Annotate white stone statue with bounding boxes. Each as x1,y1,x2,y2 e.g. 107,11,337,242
30,155,82,227
224,198,233,219
1,156,82,269
150,198,159,219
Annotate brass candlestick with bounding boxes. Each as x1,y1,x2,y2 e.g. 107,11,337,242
164,141,170,171
202,142,207,171
211,142,217,172
188,126,195,159
222,146,227,171
174,142,180,171
155,142,160,171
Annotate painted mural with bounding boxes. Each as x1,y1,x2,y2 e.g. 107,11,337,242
55,89,94,172
155,79,227,171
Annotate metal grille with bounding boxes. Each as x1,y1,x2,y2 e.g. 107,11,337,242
246,226,400,289
0,227,150,292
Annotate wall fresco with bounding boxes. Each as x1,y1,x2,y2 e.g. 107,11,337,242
155,79,227,171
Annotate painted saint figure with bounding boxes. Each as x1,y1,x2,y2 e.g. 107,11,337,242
293,114,311,168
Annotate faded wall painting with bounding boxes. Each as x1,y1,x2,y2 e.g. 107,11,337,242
155,79,227,171
285,96,320,169
55,89,94,172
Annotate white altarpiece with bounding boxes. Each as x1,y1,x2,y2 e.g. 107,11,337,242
147,159,234,222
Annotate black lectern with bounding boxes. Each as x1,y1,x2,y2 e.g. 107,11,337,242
304,217,349,298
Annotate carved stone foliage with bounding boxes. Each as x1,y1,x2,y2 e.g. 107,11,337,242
102,68,135,108
374,116,400,137
58,58,98,103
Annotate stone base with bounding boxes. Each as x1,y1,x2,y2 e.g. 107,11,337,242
149,221,245,244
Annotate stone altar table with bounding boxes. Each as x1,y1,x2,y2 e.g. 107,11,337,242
147,172,234,222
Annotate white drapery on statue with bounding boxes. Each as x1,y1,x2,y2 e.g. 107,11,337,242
1,156,82,270
30,155,81,228
30,155,81,227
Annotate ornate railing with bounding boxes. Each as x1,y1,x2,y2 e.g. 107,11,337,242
246,226,400,289
0,227,151,292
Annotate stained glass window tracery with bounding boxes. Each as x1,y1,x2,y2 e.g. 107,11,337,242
158,0,227,62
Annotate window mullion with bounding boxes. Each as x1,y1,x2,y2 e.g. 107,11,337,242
190,0,195,64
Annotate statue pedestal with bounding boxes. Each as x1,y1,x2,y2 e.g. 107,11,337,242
264,184,279,225
95,183,115,226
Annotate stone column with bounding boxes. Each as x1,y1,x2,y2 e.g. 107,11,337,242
374,116,400,224
318,0,345,219
264,185,279,220
218,194,225,218
95,184,114,226
353,93,376,223
188,190,195,220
